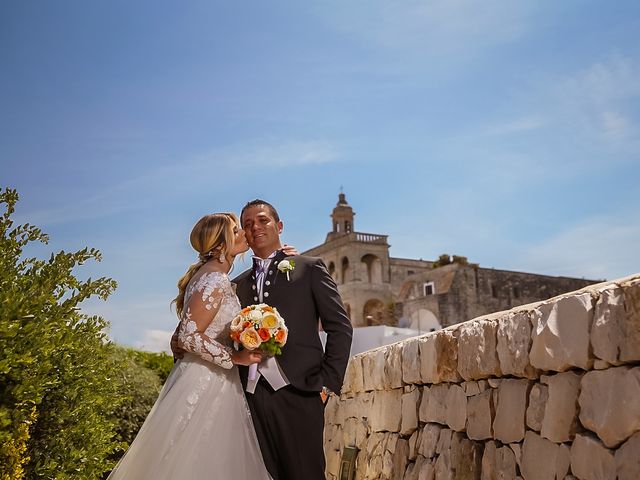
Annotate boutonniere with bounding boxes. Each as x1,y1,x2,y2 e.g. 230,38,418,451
277,259,295,281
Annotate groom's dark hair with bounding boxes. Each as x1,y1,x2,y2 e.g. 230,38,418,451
241,199,280,223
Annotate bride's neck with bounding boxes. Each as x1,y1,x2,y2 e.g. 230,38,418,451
202,255,235,274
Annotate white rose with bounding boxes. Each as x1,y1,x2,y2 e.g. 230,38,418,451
230,315,243,332
278,260,292,272
249,309,263,321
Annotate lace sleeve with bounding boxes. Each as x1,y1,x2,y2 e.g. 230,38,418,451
177,273,234,369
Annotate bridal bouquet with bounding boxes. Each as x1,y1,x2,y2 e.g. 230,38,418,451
230,304,288,379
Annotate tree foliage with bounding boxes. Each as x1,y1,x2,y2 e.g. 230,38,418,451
0,188,122,479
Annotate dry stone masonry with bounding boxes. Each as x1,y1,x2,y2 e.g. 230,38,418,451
324,274,640,480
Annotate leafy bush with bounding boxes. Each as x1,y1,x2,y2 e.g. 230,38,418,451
108,347,164,450
0,188,122,480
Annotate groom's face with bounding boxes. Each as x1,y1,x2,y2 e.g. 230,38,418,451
241,205,283,255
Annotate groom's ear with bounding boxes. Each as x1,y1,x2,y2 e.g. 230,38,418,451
277,220,283,234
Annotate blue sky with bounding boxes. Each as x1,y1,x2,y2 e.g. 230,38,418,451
2,1,639,351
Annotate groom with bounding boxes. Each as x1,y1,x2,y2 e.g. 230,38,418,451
234,199,353,480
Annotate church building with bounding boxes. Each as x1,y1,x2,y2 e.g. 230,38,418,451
303,193,599,332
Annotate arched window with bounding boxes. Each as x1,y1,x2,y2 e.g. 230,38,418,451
361,254,382,283
345,220,352,233
363,298,385,326
328,261,336,281
341,257,350,284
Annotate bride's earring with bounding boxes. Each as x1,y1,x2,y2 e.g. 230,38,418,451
218,252,225,263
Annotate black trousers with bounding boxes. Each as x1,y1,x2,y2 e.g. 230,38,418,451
246,379,325,480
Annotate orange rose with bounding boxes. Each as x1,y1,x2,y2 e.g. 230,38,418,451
239,327,262,350
243,321,251,329
258,328,271,341
241,307,251,315
230,331,240,342
263,306,274,312
274,328,288,345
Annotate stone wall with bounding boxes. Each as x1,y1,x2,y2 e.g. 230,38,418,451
324,274,640,480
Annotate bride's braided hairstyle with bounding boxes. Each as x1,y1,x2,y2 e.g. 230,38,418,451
172,212,239,317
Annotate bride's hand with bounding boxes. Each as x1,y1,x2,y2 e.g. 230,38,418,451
231,349,264,366
282,244,299,256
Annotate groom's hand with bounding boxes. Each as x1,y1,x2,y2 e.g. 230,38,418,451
170,328,185,362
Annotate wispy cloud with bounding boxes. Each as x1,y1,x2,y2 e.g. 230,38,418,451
517,215,640,280
313,0,534,63
135,329,173,354
18,138,339,226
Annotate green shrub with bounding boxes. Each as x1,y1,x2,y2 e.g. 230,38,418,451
0,188,122,480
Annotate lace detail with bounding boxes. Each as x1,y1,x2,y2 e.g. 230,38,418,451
177,271,240,369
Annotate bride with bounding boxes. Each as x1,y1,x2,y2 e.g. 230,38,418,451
108,213,286,479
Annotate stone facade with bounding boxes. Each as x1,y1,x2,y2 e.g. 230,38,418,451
304,194,600,329
324,273,640,480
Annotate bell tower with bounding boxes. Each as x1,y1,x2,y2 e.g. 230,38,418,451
327,192,355,241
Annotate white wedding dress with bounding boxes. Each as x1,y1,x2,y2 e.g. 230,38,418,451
108,271,271,479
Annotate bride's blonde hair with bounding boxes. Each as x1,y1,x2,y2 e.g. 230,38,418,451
172,212,239,317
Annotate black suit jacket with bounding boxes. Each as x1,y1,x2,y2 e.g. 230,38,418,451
233,250,353,394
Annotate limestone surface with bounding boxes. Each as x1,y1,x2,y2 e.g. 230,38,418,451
570,433,615,480
444,384,467,432
521,431,560,480
386,343,404,389
402,337,422,385
578,366,640,448
496,311,537,379
493,378,530,444
529,293,594,372
540,371,581,443
620,277,640,362
419,384,448,425
401,388,420,436
525,383,548,432
419,328,460,384
457,318,502,380
481,440,517,480
615,433,640,480
369,389,402,433
467,389,494,440
591,287,626,365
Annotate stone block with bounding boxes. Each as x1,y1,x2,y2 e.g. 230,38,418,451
529,293,594,372
325,448,341,479
615,433,640,480
556,443,571,480
450,432,482,480
481,440,517,480
401,388,421,436
419,327,461,384
419,423,442,459
392,439,409,480
369,389,403,433
578,366,640,448
493,379,530,443
419,384,448,425
497,311,538,379
467,389,494,440
409,429,420,461
457,318,502,380
521,431,560,480
570,433,615,480
444,384,467,432
344,355,365,394
591,287,626,365
403,337,422,384
386,343,404,389
526,383,548,432
436,428,453,455
540,371,582,443
620,277,640,362
418,459,435,480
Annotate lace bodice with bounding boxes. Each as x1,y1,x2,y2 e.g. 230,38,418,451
177,271,240,369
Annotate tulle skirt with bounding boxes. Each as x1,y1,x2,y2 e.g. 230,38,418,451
108,354,271,479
